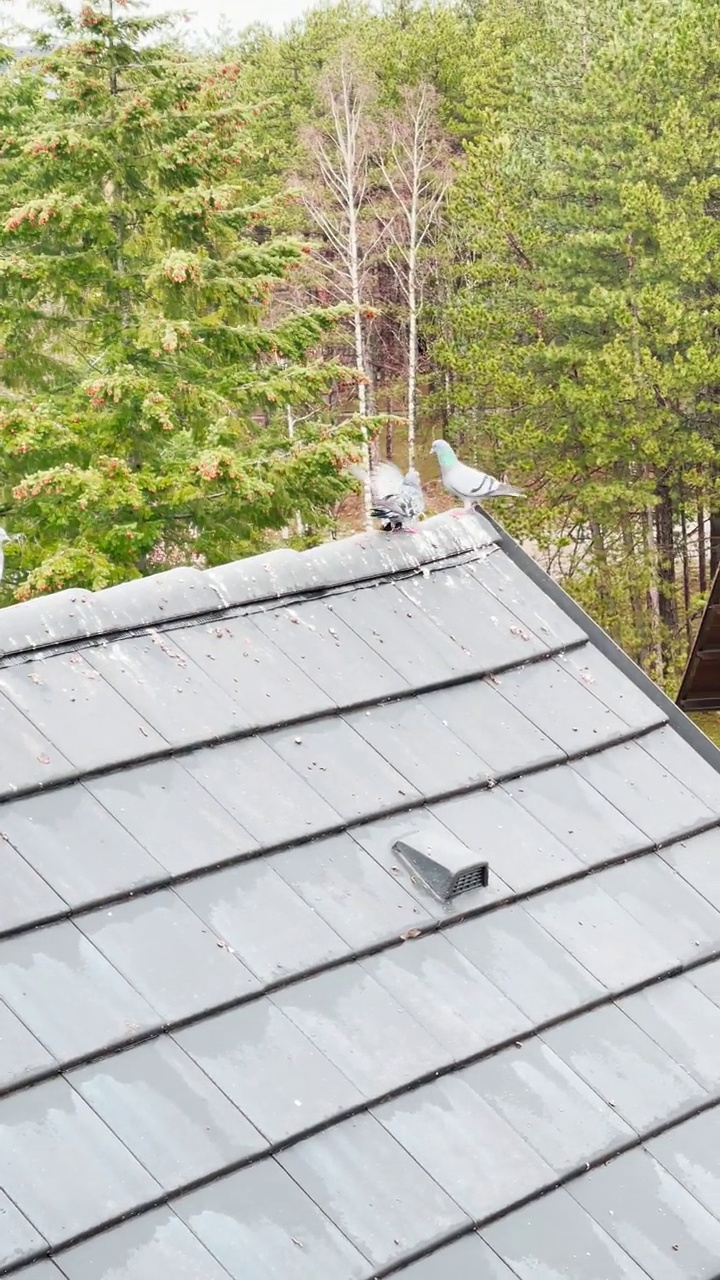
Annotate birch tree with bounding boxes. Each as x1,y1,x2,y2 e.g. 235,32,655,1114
299,52,383,528
380,84,451,468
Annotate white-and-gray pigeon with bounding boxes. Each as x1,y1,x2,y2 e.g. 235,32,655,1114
351,461,425,532
431,439,523,510
0,527,22,583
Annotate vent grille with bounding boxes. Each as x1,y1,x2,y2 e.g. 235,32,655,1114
393,832,489,903
450,865,489,895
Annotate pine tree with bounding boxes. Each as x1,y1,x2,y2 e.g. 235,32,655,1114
0,1,361,601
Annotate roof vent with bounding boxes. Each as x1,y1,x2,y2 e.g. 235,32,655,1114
393,831,489,902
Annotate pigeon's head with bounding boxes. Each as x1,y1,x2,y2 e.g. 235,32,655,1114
430,440,456,468
405,468,422,487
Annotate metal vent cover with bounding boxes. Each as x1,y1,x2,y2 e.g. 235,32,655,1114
393,831,489,902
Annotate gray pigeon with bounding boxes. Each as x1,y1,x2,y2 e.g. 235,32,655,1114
351,461,425,532
0,528,20,584
431,439,523,509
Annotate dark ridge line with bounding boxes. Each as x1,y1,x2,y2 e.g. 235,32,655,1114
380,1080,720,1279
0,543,497,670
0,710,669,947
5,936,720,1280
0,632,587,811
1,796,717,1112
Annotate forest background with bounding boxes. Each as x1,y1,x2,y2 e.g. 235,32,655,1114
0,0,718,699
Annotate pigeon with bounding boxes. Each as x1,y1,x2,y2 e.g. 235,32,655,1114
430,439,523,511
0,527,22,584
351,461,425,532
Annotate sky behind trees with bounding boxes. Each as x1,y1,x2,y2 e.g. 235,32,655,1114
7,0,312,41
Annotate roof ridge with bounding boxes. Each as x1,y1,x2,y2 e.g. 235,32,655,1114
0,512,497,661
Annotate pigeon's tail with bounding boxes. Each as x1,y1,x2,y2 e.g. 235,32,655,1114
371,505,402,524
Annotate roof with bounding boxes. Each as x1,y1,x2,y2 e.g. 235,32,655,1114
2,510,720,1280
677,565,720,711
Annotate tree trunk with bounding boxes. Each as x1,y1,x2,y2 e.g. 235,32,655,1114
679,502,691,646
655,481,677,665
698,504,707,593
349,242,373,529
407,254,418,469
710,510,720,579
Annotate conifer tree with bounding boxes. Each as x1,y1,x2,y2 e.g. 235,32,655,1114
0,0,360,600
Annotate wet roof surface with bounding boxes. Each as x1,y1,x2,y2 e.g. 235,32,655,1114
2,511,720,1280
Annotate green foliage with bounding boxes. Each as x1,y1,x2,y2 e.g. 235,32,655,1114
0,0,362,600
441,0,720,684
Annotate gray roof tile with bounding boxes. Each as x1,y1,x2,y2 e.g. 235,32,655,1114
69,1036,264,1191
205,547,307,607
55,1207,235,1280
463,1039,634,1173
0,1189,48,1269
176,859,348,983
327,582,481,685
468,551,586,648
87,758,257,877
182,737,340,846
559,646,668,732
0,922,157,1065
0,590,98,657
598,856,720,963
621,975,720,1091
83,633,251,745
420,679,561,776
647,1108,720,1218
399,565,550,669
272,832,430,950
0,834,66,932
524,875,675,990
491,657,630,754
397,1236,518,1280
361,933,530,1060
0,691,74,796
374,1073,554,1219
78,891,257,1023
0,1077,159,1245
0,654,166,773
0,787,165,909
450,903,604,1022
542,1004,707,1131
569,1147,720,1278
573,736,714,844
273,964,445,1097
344,698,489,796
434,786,583,892
504,763,647,865
278,1114,468,1267
482,1186,651,1279
688,957,720,1009
173,1158,369,1280
661,828,720,910
14,1266,63,1280
0,999,56,1090
175,1000,363,1143
639,723,720,809
169,616,333,726
253,599,409,704
268,718,421,821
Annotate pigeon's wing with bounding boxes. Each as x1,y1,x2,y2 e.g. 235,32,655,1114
402,475,426,517
445,459,521,500
370,461,405,502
